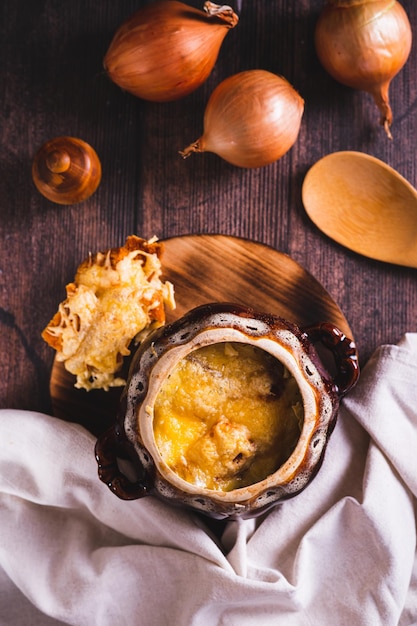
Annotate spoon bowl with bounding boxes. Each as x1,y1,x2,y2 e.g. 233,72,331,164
302,151,417,269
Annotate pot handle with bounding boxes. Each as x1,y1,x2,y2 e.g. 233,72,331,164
95,426,150,500
302,322,359,396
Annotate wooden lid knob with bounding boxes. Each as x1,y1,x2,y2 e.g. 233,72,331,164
32,136,102,205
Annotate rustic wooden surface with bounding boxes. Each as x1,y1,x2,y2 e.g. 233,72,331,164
1,0,416,428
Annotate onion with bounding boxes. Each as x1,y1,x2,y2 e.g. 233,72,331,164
315,0,412,139
104,1,238,103
180,70,304,168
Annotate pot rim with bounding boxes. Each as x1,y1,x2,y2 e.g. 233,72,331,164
128,325,333,504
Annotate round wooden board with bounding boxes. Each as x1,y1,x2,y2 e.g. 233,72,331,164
50,234,354,436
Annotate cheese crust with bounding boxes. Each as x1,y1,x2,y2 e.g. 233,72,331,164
42,235,175,391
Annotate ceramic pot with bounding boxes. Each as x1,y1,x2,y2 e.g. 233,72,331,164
95,303,359,519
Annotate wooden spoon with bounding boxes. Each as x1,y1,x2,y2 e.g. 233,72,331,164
302,151,417,269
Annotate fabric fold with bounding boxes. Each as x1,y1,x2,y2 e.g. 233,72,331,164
0,334,416,624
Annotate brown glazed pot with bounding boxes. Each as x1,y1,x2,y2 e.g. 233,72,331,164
95,303,359,519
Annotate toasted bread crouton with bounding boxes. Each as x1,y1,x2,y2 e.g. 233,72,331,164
42,235,175,391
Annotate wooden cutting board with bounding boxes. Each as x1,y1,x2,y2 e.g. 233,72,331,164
50,234,354,436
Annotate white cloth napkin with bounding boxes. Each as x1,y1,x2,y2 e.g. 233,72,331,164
1,335,417,626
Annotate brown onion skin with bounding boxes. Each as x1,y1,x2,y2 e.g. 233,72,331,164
104,1,238,103
180,70,304,168
32,137,102,205
315,0,412,138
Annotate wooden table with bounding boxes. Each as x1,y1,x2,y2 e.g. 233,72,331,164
1,0,416,429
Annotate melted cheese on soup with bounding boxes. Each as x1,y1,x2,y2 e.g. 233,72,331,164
153,342,304,491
